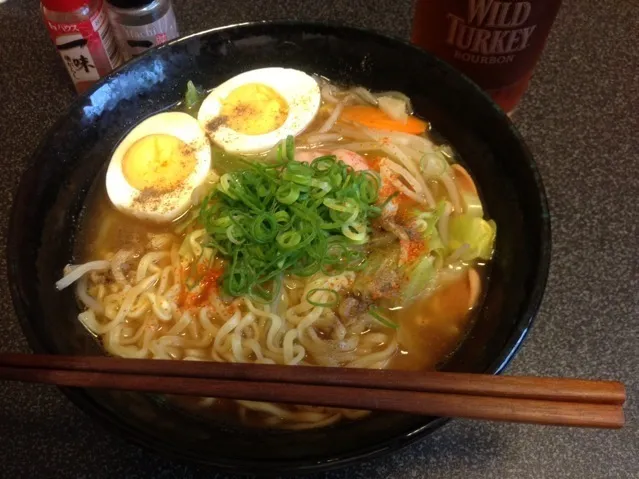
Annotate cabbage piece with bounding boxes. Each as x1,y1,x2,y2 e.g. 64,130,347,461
423,201,446,238
447,215,496,261
410,201,446,254
428,227,445,256
401,254,436,304
377,96,408,123
462,192,484,217
184,80,205,111
376,91,414,114
352,244,400,299
400,204,446,304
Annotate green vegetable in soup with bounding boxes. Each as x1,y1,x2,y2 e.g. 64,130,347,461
461,191,484,218
410,201,446,254
367,305,399,329
447,215,496,261
352,243,400,300
401,254,436,305
184,80,205,111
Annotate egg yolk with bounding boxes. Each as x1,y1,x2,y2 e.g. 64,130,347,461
122,134,196,191
220,83,289,135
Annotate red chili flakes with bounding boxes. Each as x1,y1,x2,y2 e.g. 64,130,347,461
367,155,383,171
401,238,427,264
181,267,224,309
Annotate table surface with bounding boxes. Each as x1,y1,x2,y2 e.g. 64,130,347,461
0,0,637,478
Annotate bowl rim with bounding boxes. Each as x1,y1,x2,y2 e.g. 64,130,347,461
6,20,551,474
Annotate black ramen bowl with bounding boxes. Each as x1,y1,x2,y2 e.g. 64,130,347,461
7,21,550,474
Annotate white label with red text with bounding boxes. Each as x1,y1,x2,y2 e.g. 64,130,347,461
45,0,122,90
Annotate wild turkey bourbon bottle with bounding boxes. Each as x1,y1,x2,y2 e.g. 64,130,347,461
411,0,562,113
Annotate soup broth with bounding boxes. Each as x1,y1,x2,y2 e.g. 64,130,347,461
62,71,496,429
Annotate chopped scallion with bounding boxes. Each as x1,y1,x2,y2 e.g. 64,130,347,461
368,306,399,329
199,136,381,301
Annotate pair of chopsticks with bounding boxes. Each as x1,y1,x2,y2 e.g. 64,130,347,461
0,353,625,428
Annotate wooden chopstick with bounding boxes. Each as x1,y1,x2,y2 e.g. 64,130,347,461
0,354,626,404
0,353,626,428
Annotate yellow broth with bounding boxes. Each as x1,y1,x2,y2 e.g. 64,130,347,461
70,79,493,429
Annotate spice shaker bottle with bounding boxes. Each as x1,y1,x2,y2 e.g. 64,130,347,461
106,0,179,60
41,0,123,93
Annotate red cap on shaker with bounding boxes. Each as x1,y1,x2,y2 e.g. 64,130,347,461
41,0,88,12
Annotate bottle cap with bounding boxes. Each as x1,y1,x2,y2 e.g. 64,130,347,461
106,0,153,8
41,0,87,11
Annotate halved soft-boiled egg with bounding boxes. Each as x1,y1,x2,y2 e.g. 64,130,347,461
197,68,321,154
106,112,211,223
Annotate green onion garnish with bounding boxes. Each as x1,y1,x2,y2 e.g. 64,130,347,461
199,136,380,301
368,306,399,329
306,288,339,307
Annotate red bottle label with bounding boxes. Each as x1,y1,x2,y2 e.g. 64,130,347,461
412,0,562,109
45,0,122,91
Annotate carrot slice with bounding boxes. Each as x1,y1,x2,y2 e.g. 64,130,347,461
340,105,428,134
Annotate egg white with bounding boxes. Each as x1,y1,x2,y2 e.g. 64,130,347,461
106,112,211,223
197,67,321,154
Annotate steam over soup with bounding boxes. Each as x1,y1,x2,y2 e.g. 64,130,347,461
57,68,496,429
